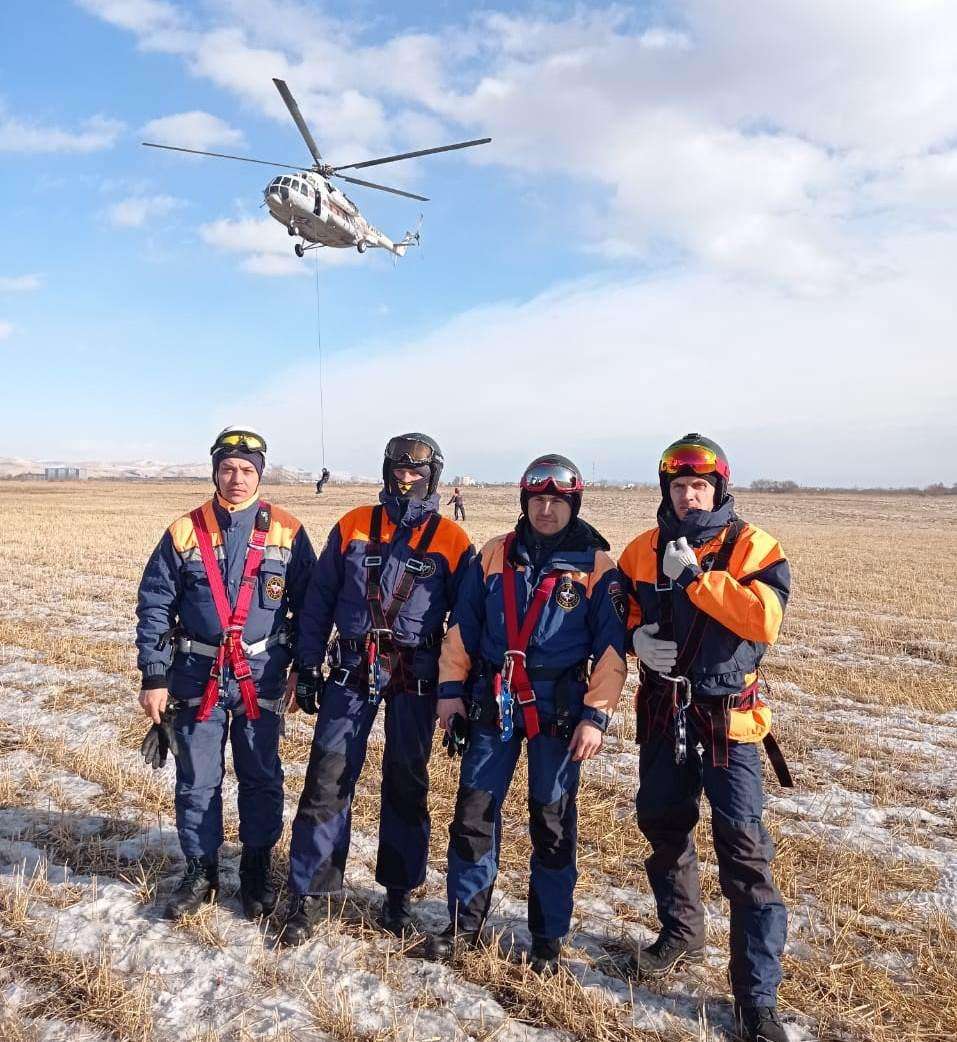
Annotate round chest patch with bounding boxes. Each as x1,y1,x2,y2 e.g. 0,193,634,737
264,575,285,602
555,577,581,612
417,557,437,579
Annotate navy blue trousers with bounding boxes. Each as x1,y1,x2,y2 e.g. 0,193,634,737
446,725,581,941
635,724,786,1007
172,698,284,860
287,682,436,895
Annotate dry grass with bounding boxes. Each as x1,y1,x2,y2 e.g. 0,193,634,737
1,481,956,1041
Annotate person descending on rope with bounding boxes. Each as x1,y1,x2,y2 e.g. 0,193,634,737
135,426,316,921
279,433,475,945
426,454,627,973
618,434,793,1042
316,467,330,495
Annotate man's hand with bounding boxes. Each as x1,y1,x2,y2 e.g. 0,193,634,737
569,720,603,762
293,666,323,715
633,623,678,673
138,687,168,725
438,697,467,733
662,537,699,582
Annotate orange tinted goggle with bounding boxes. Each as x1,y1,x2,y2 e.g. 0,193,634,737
660,445,730,479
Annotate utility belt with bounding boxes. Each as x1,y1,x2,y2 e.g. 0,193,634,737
467,658,588,741
172,695,285,717
636,670,793,787
326,630,441,700
171,627,291,660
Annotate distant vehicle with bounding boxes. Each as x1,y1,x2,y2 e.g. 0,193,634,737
144,78,490,259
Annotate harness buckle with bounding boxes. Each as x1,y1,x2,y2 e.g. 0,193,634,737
654,576,673,592
332,667,350,687
404,558,425,574
363,555,383,567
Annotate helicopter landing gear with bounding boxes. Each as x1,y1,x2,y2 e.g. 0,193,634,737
294,243,305,257
287,226,296,237
356,241,368,254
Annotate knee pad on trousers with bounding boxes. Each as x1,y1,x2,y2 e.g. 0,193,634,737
450,786,495,863
711,805,779,905
529,795,574,870
298,749,351,825
382,758,428,827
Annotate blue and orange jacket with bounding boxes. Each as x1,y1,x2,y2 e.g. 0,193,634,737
618,497,790,699
298,493,474,684
438,519,628,731
136,494,316,702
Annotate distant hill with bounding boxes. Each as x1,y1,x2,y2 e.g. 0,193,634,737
0,457,359,483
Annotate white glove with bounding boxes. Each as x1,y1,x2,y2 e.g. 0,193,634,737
633,623,678,673
662,536,700,583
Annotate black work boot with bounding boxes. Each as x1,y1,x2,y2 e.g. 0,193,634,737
529,936,562,975
278,895,326,947
734,1003,788,1042
239,846,277,920
423,922,481,961
164,857,218,920
634,933,705,979
377,888,414,936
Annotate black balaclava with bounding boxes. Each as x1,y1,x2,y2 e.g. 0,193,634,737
212,446,265,488
386,463,432,501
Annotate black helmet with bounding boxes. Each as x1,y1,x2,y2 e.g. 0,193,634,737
659,433,730,504
520,453,584,520
383,432,444,498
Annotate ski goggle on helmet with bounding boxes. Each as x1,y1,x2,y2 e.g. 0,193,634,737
520,456,585,495
210,428,267,455
659,438,730,480
384,436,438,466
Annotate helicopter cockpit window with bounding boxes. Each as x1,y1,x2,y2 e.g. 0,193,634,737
300,181,309,195
281,176,291,186
292,179,300,192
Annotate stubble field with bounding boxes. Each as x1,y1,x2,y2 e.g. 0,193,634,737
0,481,955,1042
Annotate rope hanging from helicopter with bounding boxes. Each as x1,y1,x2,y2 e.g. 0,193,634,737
313,250,326,468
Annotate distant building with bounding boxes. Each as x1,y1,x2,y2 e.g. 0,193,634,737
44,466,88,481
452,475,476,487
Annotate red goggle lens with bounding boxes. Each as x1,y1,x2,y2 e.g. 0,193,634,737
659,445,730,479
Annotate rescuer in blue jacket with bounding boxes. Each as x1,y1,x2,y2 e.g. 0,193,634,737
426,455,627,973
136,427,315,921
280,433,474,946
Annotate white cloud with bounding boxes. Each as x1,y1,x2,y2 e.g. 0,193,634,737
106,194,185,228
0,109,123,153
230,226,956,486
140,110,244,150
0,321,13,341
198,215,361,275
74,0,957,290
0,274,42,293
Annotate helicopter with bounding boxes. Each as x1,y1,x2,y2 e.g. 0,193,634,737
143,78,491,258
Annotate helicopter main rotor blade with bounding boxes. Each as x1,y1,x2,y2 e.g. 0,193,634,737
333,137,491,172
272,78,323,167
142,142,304,170
336,174,429,202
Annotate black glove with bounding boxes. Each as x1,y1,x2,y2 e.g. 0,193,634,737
442,713,469,759
295,665,324,715
140,707,179,770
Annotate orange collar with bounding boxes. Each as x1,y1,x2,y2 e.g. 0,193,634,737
215,490,260,513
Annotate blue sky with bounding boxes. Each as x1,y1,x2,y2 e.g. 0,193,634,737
2,1,955,485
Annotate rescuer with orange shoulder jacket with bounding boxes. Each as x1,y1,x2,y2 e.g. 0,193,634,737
135,427,316,922
618,434,792,1042
426,455,627,973
280,433,475,946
